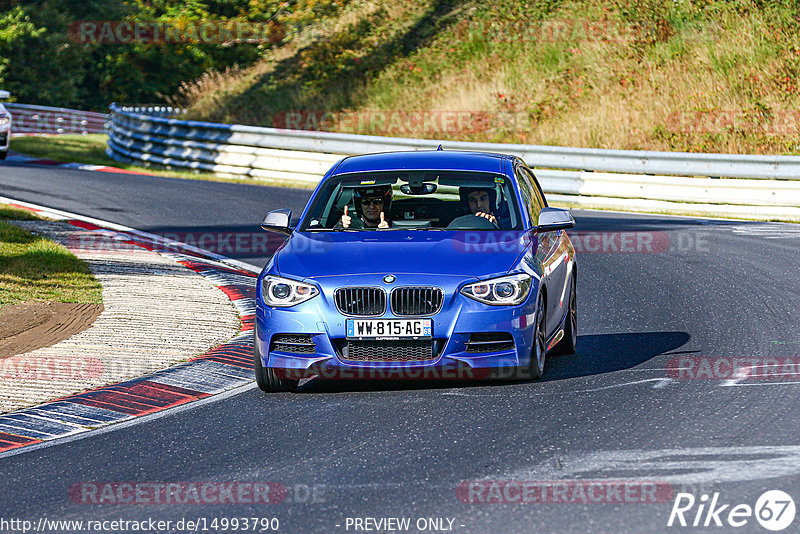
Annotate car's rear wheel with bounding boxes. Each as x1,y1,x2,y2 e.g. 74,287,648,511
254,336,298,392
529,292,547,379
553,275,577,355
0,150,7,160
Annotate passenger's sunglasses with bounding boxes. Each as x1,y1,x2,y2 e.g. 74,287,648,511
360,198,383,206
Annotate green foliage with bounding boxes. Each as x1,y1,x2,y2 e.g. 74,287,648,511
0,0,293,109
4,0,800,156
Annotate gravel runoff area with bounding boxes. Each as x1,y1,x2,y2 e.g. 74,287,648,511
0,220,242,413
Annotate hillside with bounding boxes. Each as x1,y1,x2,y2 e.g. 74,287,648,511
171,0,800,154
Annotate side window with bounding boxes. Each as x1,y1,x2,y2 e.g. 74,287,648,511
523,166,547,209
521,167,544,223
515,165,541,225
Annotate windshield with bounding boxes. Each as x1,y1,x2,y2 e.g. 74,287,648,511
299,171,523,231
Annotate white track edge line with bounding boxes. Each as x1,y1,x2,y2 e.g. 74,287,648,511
0,382,259,460
0,195,261,274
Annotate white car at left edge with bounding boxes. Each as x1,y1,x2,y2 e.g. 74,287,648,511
0,90,12,160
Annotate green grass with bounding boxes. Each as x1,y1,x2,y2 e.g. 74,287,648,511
10,134,111,167
0,205,43,221
0,205,102,308
9,134,316,190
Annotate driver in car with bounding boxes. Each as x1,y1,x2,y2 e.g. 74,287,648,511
461,187,498,225
339,185,392,229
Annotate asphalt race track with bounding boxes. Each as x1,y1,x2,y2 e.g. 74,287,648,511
2,162,800,533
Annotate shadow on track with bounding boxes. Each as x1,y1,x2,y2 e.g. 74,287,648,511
293,331,691,393
544,331,692,380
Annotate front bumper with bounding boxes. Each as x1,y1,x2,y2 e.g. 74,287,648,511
255,274,538,379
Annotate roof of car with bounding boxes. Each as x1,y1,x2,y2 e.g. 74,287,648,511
330,150,510,176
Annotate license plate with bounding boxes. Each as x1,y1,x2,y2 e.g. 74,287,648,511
346,319,432,340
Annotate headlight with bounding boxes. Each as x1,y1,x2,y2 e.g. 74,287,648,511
261,275,319,307
0,115,9,125
461,273,532,306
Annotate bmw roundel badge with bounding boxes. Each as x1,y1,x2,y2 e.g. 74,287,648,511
383,275,396,284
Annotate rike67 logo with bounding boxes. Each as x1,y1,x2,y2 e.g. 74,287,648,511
668,490,796,531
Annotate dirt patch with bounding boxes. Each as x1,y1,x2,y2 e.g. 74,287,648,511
0,302,103,358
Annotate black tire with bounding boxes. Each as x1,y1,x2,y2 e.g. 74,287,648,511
254,336,298,392
528,292,547,379
0,151,7,160
552,275,577,355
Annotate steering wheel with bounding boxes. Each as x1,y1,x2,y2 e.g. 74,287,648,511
446,214,500,230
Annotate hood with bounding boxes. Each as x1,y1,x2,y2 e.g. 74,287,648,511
275,230,532,280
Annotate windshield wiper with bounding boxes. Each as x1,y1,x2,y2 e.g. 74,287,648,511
386,227,449,231
304,227,451,232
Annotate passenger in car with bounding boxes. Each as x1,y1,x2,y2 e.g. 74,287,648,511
338,185,392,229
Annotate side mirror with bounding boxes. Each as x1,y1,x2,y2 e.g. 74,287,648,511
535,207,575,232
261,209,292,235
0,90,9,99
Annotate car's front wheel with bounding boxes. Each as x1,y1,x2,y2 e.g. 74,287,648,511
254,336,298,392
552,275,577,355
529,292,547,379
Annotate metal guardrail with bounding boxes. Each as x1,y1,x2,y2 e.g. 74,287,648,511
106,103,800,221
6,103,108,135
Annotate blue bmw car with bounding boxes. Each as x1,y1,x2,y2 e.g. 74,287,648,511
255,150,577,392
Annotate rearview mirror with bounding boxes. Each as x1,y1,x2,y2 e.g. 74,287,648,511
400,182,437,195
261,209,292,235
535,207,575,232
